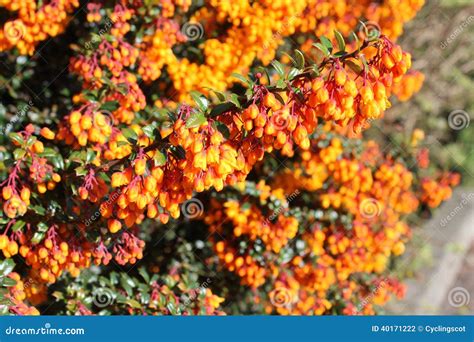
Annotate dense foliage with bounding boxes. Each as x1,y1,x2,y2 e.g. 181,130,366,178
0,0,459,315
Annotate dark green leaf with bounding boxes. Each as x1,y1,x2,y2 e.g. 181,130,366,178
75,166,88,177
287,67,300,81
334,30,346,52
186,111,206,128
86,149,96,164
313,43,330,57
209,102,235,117
30,205,46,215
345,60,363,74
142,124,157,139
231,73,250,86
11,220,26,232
0,259,15,276
190,91,208,111
271,60,285,76
294,50,305,69
214,121,230,139
320,36,333,53
138,267,150,283
0,277,17,287
40,148,57,158
99,101,120,113
13,148,26,160
153,150,167,166
8,133,23,145
122,128,138,142
229,94,241,108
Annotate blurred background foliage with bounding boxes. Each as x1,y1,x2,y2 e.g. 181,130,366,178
371,0,473,185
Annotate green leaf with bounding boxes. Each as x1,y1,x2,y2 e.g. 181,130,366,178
122,128,138,142
170,146,186,160
153,150,167,166
51,155,65,170
120,275,135,297
350,31,361,51
32,222,49,244
69,151,85,163
0,259,15,276
30,205,46,215
209,102,235,117
138,267,150,283
231,73,250,86
140,292,150,305
313,43,330,57
294,50,305,69
38,222,49,232
320,36,333,53
345,60,363,74
206,89,226,102
334,30,346,52
115,83,129,96
275,79,286,89
8,133,23,145
0,288,12,304
186,111,207,128
13,148,26,160
190,91,208,111
214,121,230,139
117,141,130,147
282,53,296,67
40,148,57,158
273,92,286,106
271,60,285,76
11,220,26,232
86,149,96,164
229,94,241,108
125,299,142,309
0,277,17,287
142,124,157,139
311,65,320,76
99,101,120,113
360,55,369,72
287,67,300,81
75,166,88,177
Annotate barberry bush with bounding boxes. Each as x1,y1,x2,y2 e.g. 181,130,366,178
0,0,460,315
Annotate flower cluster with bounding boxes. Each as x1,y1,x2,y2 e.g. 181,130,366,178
0,0,79,55
0,0,458,317
3,273,40,315
198,124,457,315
